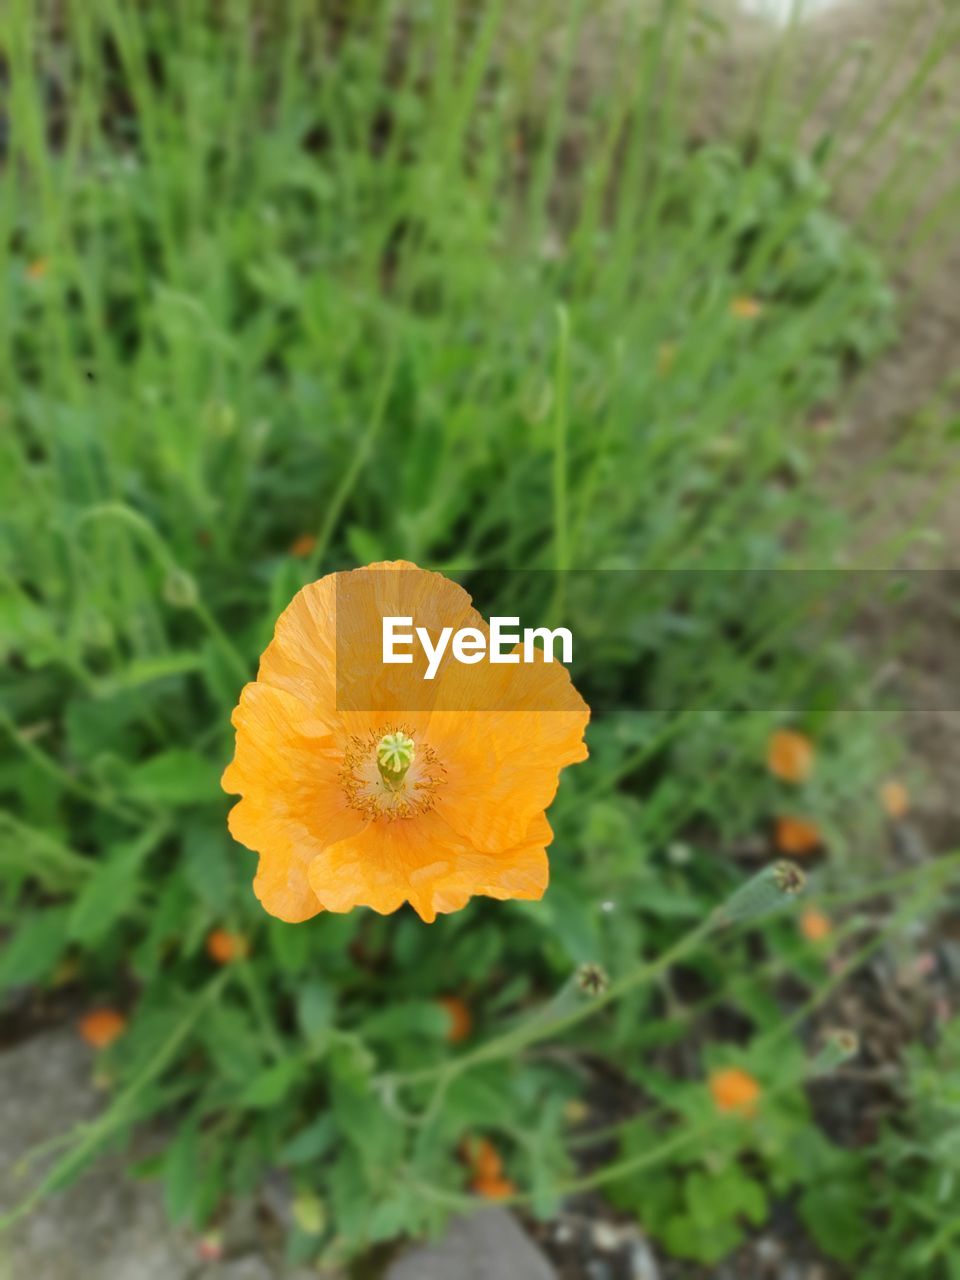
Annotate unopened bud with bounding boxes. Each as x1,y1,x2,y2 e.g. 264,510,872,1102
715,861,806,926
576,963,609,996
812,1028,859,1073
163,567,198,609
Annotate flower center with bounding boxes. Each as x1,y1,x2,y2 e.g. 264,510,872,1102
376,732,416,787
340,728,444,821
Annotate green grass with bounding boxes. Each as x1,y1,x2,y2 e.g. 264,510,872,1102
1,0,959,1270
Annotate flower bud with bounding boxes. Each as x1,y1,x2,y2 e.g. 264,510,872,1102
812,1028,859,1074
576,962,609,996
714,861,806,926
163,567,199,609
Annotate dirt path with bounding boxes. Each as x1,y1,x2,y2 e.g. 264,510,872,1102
805,0,960,839
702,0,960,836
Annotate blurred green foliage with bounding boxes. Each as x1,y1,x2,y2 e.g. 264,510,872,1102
863,1017,960,1279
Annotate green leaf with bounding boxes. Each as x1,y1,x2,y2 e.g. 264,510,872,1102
182,819,237,909
662,1211,742,1264
297,980,335,1041
328,1147,370,1246
65,691,144,760
366,1188,420,1242
128,749,219,806
799,1179,871,1262
330,1052,403,1180
67,856,140,943
67,830,159,943
239,1059,305,1109
97,652,204,692
346,525,386,565
0,907,69,988
269,918,313,973
443,1073,513,1133
359,1000,448,1043
198,1003,263,1083
278,1115,336,1166
201,636,242,709
131,876,195,979
538,883,602,963
164,1120,200,1225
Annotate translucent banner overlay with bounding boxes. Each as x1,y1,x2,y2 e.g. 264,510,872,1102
334,568,956,713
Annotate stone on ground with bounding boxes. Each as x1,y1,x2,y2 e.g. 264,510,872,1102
386,1207,557,1280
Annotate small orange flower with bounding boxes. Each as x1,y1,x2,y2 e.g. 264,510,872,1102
223,562,590,923
26,257,49,280
206,928,249,964
78,1007,127,1049
289,533,317,558
462,1136,515,1197
880,780,909,819
462,1136,503,1181
730,295,763,319
800,908,832,942
473,1174,517,1200
767,729,815,783
709,1067,761,1115
438,995,472,1044
196,1232,224,1263
775,815,822,855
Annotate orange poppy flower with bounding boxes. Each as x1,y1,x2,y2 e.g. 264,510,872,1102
206,928,249,964
880,780,909,819
462,1136,514,1196
473,1174,517,1199
463,1136,504,1181
767,729,814,783
800,908,832,942
289,533,317,558
730,295,763,319
26,257,49,280
775,815,822,855
78,1007,127,1049
223,562,590,923
438,995,472,1044
709,1067,761,1115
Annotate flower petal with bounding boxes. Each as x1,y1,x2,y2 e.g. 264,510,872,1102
223,682,365,922
428,709,587,852
307,810,552,922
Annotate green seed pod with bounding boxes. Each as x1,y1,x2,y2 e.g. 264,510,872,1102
714,861,806,927
163,567,199,609
576,962,609,997
811,1028,859,1074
